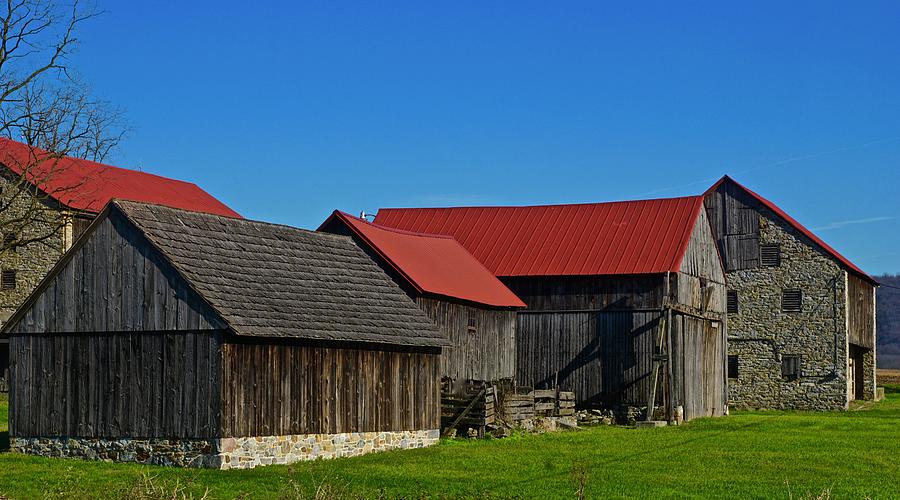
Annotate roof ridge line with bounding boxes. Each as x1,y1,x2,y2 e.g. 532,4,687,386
114,199,354,243
378,194,705,212
335,210,458,240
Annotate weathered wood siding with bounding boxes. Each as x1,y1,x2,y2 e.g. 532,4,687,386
508,276,667,406
704,181,761,271
848,274,875,349
674,208,727,316
7,212,223,335
672,314,726,419
680,209,725,283
502,275,666,311
221,341,440,437
416,297,515,382
9,331,222,438
516,310,662,406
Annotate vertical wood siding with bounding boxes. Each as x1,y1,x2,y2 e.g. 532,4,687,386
220,342,440,437
416,298,515,381
9,331,222,438
671,314,726,419
679,209,727,285
516,311,663,406
7,213,223,335
847,274,875,349
510,276,667,407
704,182,761,271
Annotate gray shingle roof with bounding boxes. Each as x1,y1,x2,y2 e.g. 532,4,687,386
113,200,446,347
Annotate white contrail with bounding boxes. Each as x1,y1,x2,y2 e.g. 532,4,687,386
812,216,895,231
637,135,900,197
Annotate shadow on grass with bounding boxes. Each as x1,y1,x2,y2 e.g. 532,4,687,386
0,431,7,452
502,418,769,491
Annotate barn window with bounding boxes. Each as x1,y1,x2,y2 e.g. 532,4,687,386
760,244,781,267
782,355,801,380
728,355,739,379
72,217,93,242
467,311,477,335
727,290,739,314
2,233,16,251
1,269,16,290
782,289,802,312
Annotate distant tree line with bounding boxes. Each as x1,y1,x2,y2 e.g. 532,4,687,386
875,274,900,369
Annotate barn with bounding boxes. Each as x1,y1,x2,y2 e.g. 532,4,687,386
376,196,729,421
319,211,524,391
704,176,878,410
4,200,446,468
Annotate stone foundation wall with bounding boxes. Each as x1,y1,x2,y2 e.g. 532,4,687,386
11,437,221,468
726,206,850,411
219,430,440,470
12,429,440,469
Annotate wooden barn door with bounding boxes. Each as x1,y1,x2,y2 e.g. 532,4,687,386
848,356,856,401
677,315,726,420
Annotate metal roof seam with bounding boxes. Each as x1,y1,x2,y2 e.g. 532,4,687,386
375,195,709,277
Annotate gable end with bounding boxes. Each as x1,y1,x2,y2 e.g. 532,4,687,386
4,205,225,334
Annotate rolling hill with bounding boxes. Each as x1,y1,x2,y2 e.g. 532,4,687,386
876,274,900,369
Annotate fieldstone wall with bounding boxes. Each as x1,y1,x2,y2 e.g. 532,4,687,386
219,430,439,470
726,206,850,411
12,429,440,469
0,174,69,325
11,437,221,468
863,348,876,400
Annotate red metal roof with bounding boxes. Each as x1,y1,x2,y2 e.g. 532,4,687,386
705,176,877,285
0,137,240,217
374,197,706,277
319,211,525,308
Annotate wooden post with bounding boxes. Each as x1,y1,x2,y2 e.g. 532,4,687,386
665,306,675,423
645,313,667,421
646,272,671,422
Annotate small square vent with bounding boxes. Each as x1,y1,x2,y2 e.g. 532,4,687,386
760,244,781,267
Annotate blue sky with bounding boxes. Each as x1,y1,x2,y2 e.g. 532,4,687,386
73,2,900,273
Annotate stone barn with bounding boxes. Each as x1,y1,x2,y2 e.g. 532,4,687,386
319,211,524,390
5,200,446,468
376,196,728,421
704,176,878,410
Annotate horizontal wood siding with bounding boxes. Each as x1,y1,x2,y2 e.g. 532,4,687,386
9,331,222,438
848,274,875,349
416,297,515,381
7,213,223,335
221,342,440,437
516,311,662,406
502,275,666,311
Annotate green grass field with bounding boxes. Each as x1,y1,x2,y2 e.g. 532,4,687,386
0,388,898,499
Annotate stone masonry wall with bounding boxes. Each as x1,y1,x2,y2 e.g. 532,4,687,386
0,174,69,325
11,437,222,468
219,430,440,469
727,206,849,411
12,429,440,469
863,348,876,400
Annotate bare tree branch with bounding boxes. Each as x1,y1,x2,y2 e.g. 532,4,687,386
0,0,126,256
